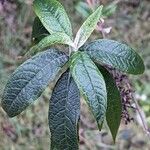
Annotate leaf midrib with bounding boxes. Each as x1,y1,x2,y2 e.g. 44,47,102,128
80,54,99,116
62,73,78,149
63,72,72,148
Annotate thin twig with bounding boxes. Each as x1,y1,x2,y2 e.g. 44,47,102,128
132,97,150,137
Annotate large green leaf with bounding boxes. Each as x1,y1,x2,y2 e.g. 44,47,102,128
74,6,103,49
2,49,68,117
70,51,107,128
81,39,145,74
97,64,122,142
49,70,80,150
27,32,74,56
33,0,73,38
32,17,49,44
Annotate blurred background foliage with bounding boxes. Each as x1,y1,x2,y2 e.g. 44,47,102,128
0,0,150,149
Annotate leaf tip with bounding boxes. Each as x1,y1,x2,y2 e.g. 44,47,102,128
1,104,16,118
132,58,145,75
112,133,117,144
96,5,103,9
139,61,145,74
97,121,104,131
95,5,103,16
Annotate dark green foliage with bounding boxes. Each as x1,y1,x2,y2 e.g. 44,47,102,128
70,51,107,129
81,39,145,74
32,17,49,44
33,0,73,38
97,65,122,142
2,49,68,117
1,0,145,149
49,70,80,150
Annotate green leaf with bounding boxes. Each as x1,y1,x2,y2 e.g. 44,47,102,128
102,2,117,17
2,49,68,117
26,32,74,56
75,2,91,18
32,17,49,44
33,0,73,38
49,70,80,150
97,64,122,142
74,6,103,49
81,39,145,75
70,51,107,129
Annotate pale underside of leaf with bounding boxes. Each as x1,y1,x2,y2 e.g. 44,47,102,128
26,32,74,56
33,0,73,38
74,6,103,49
70,51,107,129
2,49,68,117
97,64,122,142
81,39,145,74
49,70,80,150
